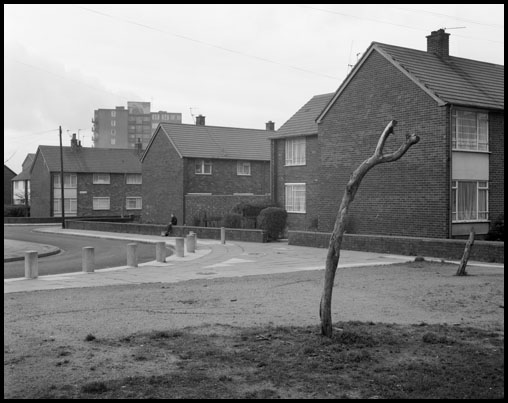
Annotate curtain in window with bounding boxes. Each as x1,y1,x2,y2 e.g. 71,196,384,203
456,111,477,150
457,182,476,220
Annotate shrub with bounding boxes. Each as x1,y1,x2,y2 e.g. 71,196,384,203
4,204,30,217
485,214,504,242
222,213,243,228
231,201,277,218
257,207,287,241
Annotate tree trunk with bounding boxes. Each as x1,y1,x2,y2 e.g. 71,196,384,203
320,120,420,337
456,228,475,276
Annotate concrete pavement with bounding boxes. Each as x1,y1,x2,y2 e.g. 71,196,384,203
4,226,503,294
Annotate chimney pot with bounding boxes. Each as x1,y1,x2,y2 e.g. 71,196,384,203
426,29,450,58
265,121,275,131
71,133,78,149
195,115,206,126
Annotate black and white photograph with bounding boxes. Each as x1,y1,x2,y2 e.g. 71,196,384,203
4,3,504,399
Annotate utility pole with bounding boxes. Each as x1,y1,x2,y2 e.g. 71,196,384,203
59,126,66,228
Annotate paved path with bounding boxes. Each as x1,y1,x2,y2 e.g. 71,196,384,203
4,226,503,294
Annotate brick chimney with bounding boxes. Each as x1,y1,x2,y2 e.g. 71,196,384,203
426,29,450,58
70,133,78,149
195,115,206,126
265,121,275,131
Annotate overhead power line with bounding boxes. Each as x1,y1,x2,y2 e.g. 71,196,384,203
74,5,342,81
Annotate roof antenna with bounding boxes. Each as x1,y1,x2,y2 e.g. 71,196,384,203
189,107,198,124
441,26,466,31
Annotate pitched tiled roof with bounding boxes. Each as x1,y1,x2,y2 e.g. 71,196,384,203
270,93,334,139
12,171,30,181
148,123,272,161
12,153,36,181
374,42,504,110
31,146,142,174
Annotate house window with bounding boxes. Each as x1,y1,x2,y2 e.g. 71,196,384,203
452,109,489,151
54,198,77,215
285,137,306,166
111,138,116,145
111,120,116,127
195,160,212,175
126,174,142,184
153,114,159,120
111,110,116,117
285,183,306,213
126,197,142,210
237,161,251,176
53,174,77,188
93,197,110,210
152,123,158,129
111,129,116,136
452,181,489,222
93,173,110,184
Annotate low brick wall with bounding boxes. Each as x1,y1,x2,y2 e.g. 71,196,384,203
66,221,267,243
289,231,504,263
4,216,135,224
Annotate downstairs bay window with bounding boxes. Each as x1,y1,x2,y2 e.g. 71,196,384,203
452,181,488,222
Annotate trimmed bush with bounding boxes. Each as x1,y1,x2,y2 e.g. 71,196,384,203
485,214,504,242
221,213,243,229
4,204,30,217
231,202,278,218
257,207,287,241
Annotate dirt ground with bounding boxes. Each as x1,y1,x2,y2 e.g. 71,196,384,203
4,261,504,398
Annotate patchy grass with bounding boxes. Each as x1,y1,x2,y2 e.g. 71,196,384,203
25,322,504,399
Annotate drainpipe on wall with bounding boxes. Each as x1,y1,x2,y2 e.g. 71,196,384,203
448,105,453,239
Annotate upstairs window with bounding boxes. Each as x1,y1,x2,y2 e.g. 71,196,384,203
285,137,306,166
452,109,489,151
126,174,142,184
237,161,251,176
452,181,489,222
93,173,110,184
54,173,77,188
195,160,212,175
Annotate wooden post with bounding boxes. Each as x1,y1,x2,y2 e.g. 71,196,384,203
456,228,475,276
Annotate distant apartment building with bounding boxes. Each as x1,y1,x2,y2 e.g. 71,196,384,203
92,102,182,149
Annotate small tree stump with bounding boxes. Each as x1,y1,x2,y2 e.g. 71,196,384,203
456,228,475,276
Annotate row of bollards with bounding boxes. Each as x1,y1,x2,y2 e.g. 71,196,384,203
23,231,203,279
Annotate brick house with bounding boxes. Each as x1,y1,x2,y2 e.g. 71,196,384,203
269,93,334,231
30,135,143,218
11,153,35,206
272,30,503,239
4,165,17,205
141,116,273,225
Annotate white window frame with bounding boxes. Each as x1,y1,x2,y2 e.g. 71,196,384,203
93,197,110,210
111,120,116,127
452,180,489,222
451,109,489,152
126,174,142,184
126,197,142,210
285,183,306,213
93,173,111,184
285,137,306,166
237,161,251,176
195,160,212,175
53,173,77,188
54,198,77,215
111,110,116,117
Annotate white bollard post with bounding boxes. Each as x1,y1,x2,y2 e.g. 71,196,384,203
24,251,38,279
82,246,95,273
220,227,226,244
127,243,138,267
156,241,166,263
175,237,185,257
186,232,196,253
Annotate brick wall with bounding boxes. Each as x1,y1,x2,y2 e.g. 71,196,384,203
76,173,142,217
4,166,16,204
141,129,185,225
317,50,450,238
289,231,504,263
185,158,270,195
66,220,267,243
272,135,321,231
185,194,272,224
489,111,504,225
29,155,52,217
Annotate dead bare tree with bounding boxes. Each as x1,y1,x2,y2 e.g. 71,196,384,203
456,228,475,276
320,120,420,337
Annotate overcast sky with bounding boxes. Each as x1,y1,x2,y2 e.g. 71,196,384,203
4,3,504,173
